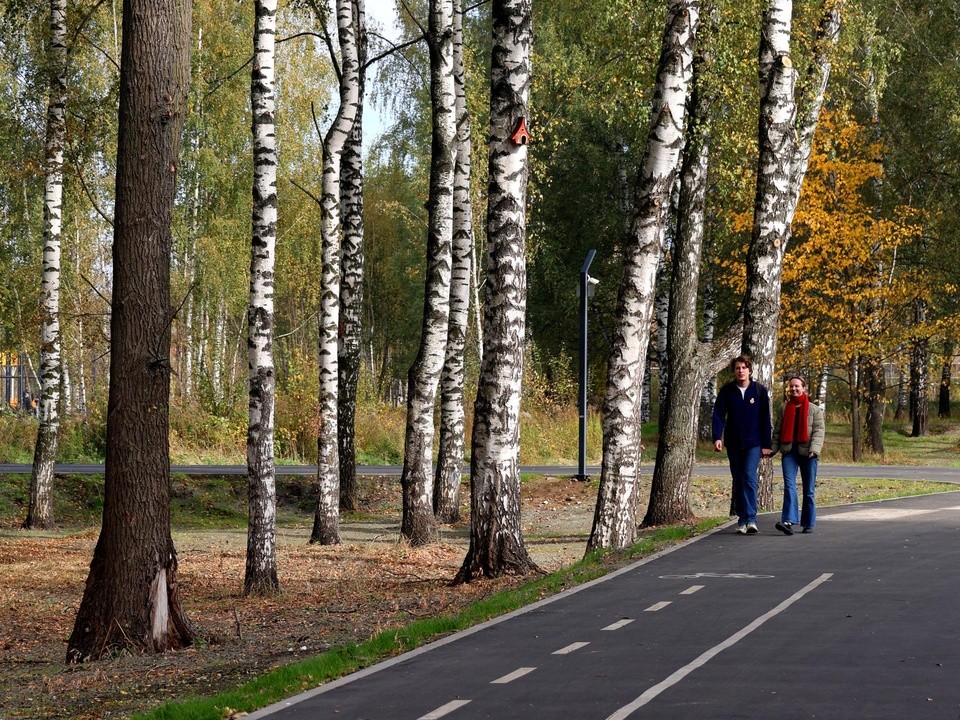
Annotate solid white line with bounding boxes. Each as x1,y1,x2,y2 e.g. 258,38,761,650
644,601,672,612
553,641,590,655
602,619,635,631
418,699,472,719
491,666,537,684
606,573,833,720
680,584,704,595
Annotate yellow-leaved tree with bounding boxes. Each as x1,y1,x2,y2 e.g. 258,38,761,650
778,108,924,454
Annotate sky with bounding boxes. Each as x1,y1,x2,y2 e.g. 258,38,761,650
362,0,400,148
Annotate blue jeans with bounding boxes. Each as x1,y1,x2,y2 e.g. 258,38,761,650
781,448,818,529
728,446,760,525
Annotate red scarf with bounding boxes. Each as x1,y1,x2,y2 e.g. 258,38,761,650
780,393,810,443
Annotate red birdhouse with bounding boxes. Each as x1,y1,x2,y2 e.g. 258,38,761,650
510,116,530,145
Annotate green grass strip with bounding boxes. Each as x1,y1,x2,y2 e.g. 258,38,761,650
132,518,726,720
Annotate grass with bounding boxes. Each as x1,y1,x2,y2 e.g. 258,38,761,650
130,519,727,720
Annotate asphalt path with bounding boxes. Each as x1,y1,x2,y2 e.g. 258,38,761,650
247,490,960,720
0,462,958,482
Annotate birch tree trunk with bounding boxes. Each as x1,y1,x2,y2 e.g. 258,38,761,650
434,0,472,524
311,0,361,545
587,0,699,552
245,0,280,595
25,0,67,531
697,276,717,440
454,0,537,582
910,299,929,437
742,0,840,508
338,0,366,513
849,355,862,460
643,15,743,527
67,0,193,662
742,0,795,511
400,0,457,546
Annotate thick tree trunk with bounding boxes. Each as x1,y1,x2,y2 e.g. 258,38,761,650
312,0,361,545
742,0,796,512
434,0,472,524
644,17,742,527
66,0,193,662
455,0,538,582
338,1,367,513
400,0,457,546
245,0,280,596
863,354,885,454
26,0,67,531
588,0,699,552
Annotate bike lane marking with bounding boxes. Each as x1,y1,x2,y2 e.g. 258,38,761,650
605,573,834,720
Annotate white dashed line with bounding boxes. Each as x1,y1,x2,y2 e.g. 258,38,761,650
644,601,672,612
491,667,537,684
418,699,472,719
606,573,834,720
819,508,932,522
553,641,590,655
680,585,704,595
602,619,635,631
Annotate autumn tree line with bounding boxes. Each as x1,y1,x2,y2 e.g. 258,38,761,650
0,0,957,662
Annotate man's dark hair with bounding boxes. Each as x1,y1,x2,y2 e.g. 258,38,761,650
731,354,753,372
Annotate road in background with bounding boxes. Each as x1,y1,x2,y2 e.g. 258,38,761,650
0,463,957,482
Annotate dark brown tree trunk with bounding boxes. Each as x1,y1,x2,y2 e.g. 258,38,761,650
849,356,862,461
863,354,885,454
895,361,909,420
938,343,952,418
66,0,193,662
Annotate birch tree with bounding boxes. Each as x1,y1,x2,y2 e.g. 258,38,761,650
338,0,366,513
454,0,537,582
399,0,457,546
643,11,743,527
587,0,699,552
245,0,280,595
311,0,361,545
741,0,840,508
434,0,472,524
25,0,66,531
67,0,194,662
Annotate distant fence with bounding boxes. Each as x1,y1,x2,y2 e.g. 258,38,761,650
1,352,39,413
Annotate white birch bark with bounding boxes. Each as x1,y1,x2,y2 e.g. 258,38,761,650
338,0,366,513
742,0,796,387
244,0,280,595
399,0,457,547
455,0,538,582
26,0,67,531
434,0,472,524
587,0,699,552
742,0,841,507
311,0,361,545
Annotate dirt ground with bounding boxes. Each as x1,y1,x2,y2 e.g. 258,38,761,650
0,474,733,720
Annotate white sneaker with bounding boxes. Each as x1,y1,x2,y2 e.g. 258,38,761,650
746,523,759,534
736,524,748,534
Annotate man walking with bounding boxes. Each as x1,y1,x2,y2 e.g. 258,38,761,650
712,355,772,534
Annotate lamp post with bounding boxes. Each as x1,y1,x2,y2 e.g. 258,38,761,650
577,249,597,481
